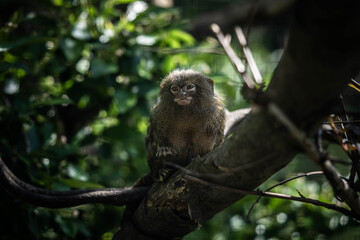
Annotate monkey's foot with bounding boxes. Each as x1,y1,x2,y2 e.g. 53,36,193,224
153,168,173,182
156,147,177,157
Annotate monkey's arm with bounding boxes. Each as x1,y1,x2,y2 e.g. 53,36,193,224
213,103,226,147
145,116,177,181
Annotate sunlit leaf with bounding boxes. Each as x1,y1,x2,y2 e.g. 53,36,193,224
168,29,195,46
136,35,158,46
66,164,89,181
72,18,91,40
60,38,83,61
115,0,136,3
348,83,360,92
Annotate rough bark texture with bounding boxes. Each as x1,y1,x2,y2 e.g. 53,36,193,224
115,0,360,239
189,0,295,39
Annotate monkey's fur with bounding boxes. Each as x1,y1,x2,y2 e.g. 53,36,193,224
146,69,225,181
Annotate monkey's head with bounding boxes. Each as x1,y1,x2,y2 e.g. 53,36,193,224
159,69,215,107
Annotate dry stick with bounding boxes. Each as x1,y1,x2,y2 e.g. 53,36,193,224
329,157,352,166
186,175,359,220
267,102,360,217
350,78,360,89
210,23,256,89
234,26,263,84
247,171,324,218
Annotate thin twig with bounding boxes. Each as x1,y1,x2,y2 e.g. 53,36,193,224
323,120,360,124
296,189,306,198
350,78,360,89
329,157,352,165
211,23,255,89
234,26,263,84
247,171,323,218
186,175,359,220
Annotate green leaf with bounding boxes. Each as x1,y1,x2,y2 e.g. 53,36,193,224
135,35,158,46
25,127,41,152
114,0,137,4
112,89,138,114
32,98,73,107
90,58,118,78
59,178,104,189
71,20,91,40
60,38,83,61
102,232,114,240
47,144,78,158
66,164,89,181
168,29,195,46
0,36,53,52
55,215,77,238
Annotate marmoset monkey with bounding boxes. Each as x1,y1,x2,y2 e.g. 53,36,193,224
146,69,225,181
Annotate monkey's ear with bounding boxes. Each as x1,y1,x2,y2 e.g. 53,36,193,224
206,78,214,92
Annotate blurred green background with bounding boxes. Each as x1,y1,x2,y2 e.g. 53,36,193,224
0,0,359,239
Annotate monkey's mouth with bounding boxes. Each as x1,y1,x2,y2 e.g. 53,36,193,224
175,97,192,106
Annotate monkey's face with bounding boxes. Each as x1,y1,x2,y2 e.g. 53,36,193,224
170,83,196,106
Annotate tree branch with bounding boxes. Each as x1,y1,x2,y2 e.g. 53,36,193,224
186,175,359,221
0,157,149,208
189,0,296,38
247,171,324,217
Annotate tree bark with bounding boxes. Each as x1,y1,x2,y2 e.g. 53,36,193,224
115,0,360,239
188,0,296,39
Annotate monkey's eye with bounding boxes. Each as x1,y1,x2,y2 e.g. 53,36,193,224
170,85,179,93
186,84,195,90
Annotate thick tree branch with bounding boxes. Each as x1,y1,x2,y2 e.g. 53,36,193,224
189,0,296,38
0,157,149,208
116,1,360,239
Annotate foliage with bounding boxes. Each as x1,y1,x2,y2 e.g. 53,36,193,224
0,0,358,239
0,0,200,238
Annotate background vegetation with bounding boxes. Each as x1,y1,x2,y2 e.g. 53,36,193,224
0,0,359,239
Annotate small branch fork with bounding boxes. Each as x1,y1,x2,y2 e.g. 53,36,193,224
207,24,360,220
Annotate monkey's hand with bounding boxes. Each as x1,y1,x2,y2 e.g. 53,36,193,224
156,147,177,157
